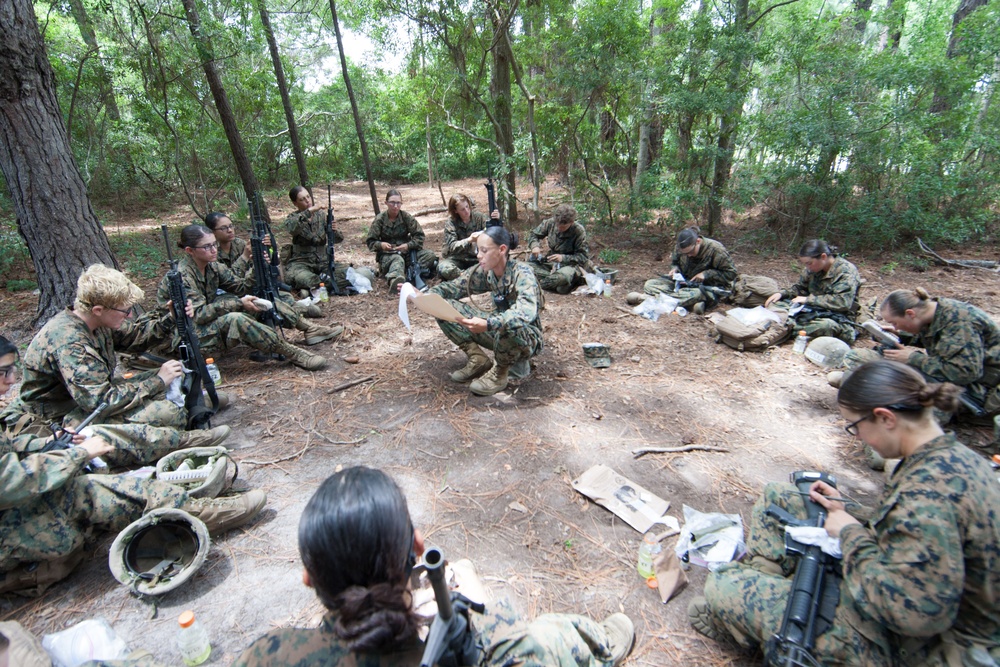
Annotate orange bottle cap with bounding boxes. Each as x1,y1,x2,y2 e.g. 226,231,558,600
646,577,658,589
179,610,196,628
205,358,214,364
122,372,134,380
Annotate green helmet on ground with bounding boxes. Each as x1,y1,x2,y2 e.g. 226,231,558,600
109,508,210,596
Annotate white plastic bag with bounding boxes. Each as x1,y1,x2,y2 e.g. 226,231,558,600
727,306,782,328
42,618,130,667
632,294,679,322
581,271,610,296
346,266,373,294
165,375,185,408
675,505,745,571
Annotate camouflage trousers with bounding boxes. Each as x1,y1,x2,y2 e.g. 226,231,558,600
438,257,478,281
791,317,857,344
377,250,438,285
528,262,580,294
704,483,891,667
0,474,186,576
194,311,285,357
437,301,543,367
643,280,720,309
484,602,622,667
285,258,375,294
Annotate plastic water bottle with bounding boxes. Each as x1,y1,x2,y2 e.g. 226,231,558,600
317,282,330,303
603,279,612,298
204,358,222,385
636,531,661,579
793,331,809,354
177,610,211,666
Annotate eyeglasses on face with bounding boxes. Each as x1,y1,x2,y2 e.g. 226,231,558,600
109,305,134,316
0,365,18,380
843,414,870,436
195,242,220,251
387,200,403,207
216,225,234,232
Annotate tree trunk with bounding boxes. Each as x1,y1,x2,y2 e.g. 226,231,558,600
706,0,750,236
66,0,120,121
329,0,380,215
0,0,118,325
853,0,873,35
636,8,665,193
490,9,517,222
930,0,991,114
179,0,270,221
256,0,309,190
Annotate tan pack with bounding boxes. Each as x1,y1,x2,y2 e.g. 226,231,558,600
712,309,793,352
731,275,780,307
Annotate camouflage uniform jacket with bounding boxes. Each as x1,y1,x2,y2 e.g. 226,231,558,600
366,211,426,257
155,255,254,326
443,211,489,263
526,220,591,268
838,433,1000,658
669,237,737,288
906,298,1000,389
233,612,425,667
217,237,250,276
431,261,542,334
0,445,92,512
285,209,342,270
13,309,170,421
780,256,861,315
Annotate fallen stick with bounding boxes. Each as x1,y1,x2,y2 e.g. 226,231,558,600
917,238,999,270
413,206,448,217
326,375,375,394
632,445,730,458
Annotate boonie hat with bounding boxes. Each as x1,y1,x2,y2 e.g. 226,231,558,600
583,343,612,368
109,508,210,596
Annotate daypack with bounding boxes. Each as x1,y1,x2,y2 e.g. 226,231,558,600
731,275,780,307
710,308,793,352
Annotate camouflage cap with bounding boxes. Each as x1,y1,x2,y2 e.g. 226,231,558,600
583,343,612,368
156,446,233,499
109,508,210,596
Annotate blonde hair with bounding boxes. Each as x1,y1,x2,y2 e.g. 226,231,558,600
74,264,144,312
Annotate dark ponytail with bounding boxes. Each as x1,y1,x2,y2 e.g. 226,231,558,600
798,239,837,258
838,360,961,416
483,225,518,251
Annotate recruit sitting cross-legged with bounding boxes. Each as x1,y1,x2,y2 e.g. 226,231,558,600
366,189,438,291
155,225,335,371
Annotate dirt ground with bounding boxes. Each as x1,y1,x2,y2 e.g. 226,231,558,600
1,178,998,666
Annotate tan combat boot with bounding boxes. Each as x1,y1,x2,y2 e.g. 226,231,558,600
470,362,509,396
302,321,343,346
178,425,231,448
181,489,267,536
275,338,328,371
449,343,492,383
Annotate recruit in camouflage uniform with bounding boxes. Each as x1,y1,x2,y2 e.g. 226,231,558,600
643,236,737,310
366,209,438,288
154,254,333,369
439,210,491,281
0,441,186,595
0,310,189,466
525,217,592,294
779,255,861,343
701,433,1000,666
233,596,626,667
845,298,1000,414
429,260,543,395
284,208,375,294
216,236,250,277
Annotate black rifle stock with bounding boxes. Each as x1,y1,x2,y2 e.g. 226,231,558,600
419,548,485,667
324,185,350,296
42,401,109,453
764,471,841,667
484,172,503,228
249,193,287,330
408,248,428,292
160,225,218,430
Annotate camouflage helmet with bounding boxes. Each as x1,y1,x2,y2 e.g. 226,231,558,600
109,508,210,596
582,342,612,368
156,446,233,499
804,336,851,369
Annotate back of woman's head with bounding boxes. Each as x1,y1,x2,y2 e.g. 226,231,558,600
676,227,700,250
798,239,836,258
483,226,518,251
882,287,932,318
552,204,576,225
838,360,960,416
178,224,213,249
74,264,143,312
299,466,419,651
0,335,16,358
204,212,228,230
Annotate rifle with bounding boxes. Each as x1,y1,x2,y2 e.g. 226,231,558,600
484,172,503,228
322,185,351,296
248,193,288,331
42,401,108,453
764,471,842,667
160,225,219,430
419,548,485,667
408,249,428,292
667,274,731,301
859,321,987,417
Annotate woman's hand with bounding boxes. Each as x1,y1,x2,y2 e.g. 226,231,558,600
458,317,488,334
468,231,482,245
79,436,114,459
809,480,860,538
791,296,808,305
240,295,262,313
242,243,253,260
884,346,918,363
764,293,782,307
157,359,184,386
691,272,706,283
548,254,564,264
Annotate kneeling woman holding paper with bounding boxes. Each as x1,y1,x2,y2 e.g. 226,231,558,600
422,226,543,397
